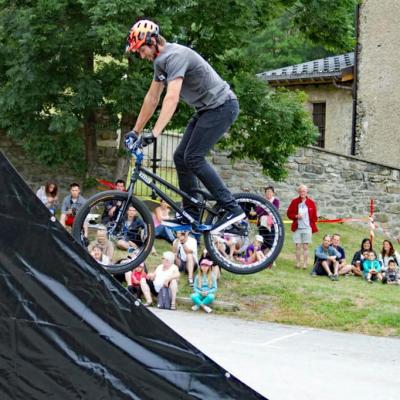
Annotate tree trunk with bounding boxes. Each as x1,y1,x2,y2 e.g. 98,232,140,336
84,109,97,175
84,51,97,175
114,111,136,181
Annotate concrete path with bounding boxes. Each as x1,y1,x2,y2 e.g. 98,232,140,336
151,309,399,400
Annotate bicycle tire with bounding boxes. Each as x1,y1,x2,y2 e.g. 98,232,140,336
72,190,155,274
204,192,284,274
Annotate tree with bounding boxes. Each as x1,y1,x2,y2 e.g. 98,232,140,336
0,0,356,180
0,0,152,174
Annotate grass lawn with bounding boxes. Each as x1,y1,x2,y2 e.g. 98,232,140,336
144,222,400,337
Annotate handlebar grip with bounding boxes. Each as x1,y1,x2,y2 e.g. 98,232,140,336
124,131,139,150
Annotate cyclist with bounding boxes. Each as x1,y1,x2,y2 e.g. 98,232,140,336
125,19,245,233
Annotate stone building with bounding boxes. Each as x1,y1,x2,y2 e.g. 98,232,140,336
257,53,354,155
258,0,400,168
356,0,400,166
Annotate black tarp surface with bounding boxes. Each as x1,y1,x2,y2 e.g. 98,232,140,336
0,152,267,400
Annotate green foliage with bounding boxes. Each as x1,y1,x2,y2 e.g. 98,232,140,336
245,14,329,73
292,0,358,52
0,0,356,178
219,72,318,181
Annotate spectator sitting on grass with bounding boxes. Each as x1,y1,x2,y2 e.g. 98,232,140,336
190,258,217,313
363,251,383,283
88,225,114,260
244,235,265,264
36,182,59,214
147,251,180,310
313,235,341,281
117,205,145,252
153,199,175,243
60,183,86,232
126,262,153,306
378,240,400,275
173,231,198,287
384,259,400,285
101,179,125,224
199,249,221,281
331,233,354,276
90,245,110,265
351,238,375,277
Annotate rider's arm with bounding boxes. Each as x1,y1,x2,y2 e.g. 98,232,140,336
133,80,164,132
152,78,183,136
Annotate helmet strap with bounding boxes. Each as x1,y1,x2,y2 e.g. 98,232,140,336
154,42,160,57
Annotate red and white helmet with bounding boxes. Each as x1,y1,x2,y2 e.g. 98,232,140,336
126,19,159,53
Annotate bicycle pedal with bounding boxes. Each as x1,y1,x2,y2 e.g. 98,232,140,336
168,224,192,232
194,224,212,232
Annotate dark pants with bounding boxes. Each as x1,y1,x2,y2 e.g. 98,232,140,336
173,99,240,215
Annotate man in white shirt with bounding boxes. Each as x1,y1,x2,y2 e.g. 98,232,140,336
172,231,198,287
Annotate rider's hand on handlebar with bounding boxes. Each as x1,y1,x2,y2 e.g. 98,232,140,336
140,131,156,147
124,130,139,150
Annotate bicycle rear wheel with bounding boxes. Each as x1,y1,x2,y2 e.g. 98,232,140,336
72,190,154,274
204,193,284,274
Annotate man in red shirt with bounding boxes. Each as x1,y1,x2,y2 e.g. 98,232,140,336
287,184,318,269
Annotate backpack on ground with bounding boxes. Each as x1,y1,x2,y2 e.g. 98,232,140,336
157,287,171,309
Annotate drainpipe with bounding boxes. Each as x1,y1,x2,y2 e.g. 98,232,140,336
351,3,361,155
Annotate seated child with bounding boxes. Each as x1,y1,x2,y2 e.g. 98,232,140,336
90,245,110,265
126,262,153,306
362,251,383,283
199,249,220,281
385,259,400,285
244,235,265,263
190,258,218,313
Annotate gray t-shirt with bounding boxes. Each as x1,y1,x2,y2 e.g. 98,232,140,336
153,43,235,111
297,201,311,230
61,194,86,213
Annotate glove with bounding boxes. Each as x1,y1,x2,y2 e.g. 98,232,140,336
124,130,139,150
140,131,156,147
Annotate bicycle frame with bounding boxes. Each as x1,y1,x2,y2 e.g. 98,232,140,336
119,144,219,230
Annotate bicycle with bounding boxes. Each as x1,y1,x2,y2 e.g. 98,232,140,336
72,133,284,275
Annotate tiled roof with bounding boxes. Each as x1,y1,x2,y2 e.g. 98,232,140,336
257,52,354,83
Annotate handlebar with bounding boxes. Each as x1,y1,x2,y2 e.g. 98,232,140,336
124,132,144,163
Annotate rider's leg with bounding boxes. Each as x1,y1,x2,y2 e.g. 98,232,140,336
175,102,240,212
173,116,201,219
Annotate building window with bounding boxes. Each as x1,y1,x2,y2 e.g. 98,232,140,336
312,102,326,148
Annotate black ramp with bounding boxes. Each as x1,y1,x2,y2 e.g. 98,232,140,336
0,151,267,400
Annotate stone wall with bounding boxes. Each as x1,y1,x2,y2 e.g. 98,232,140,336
211,146,400,238
289,84,353,155
357,0,400,166
0,130,116,199
2,128,400,237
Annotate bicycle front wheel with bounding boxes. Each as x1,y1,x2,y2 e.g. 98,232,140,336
72,190,155,274
204,193,284,274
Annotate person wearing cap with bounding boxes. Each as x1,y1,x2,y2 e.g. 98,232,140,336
199,249,220,281
244,234,265,264
190,258,218,313
147,251,180,310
